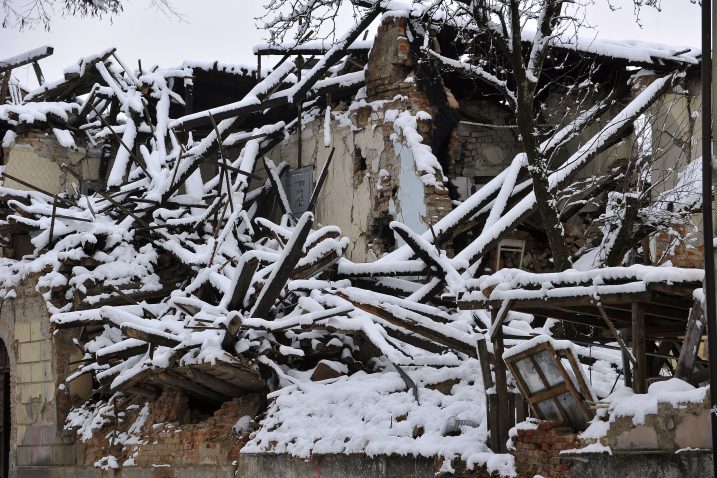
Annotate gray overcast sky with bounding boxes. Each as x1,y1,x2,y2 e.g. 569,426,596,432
0,0,701,89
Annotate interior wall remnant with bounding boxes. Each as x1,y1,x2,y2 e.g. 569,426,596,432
649,70,704,267
2,132,102,196
266,17,454,262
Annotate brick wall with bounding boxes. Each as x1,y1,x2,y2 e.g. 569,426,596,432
655,226,704,269
510,421,579,478
79,388,262,469
449,107,521,181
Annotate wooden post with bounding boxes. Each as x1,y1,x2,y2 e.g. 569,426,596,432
477,337,498,452
492,308,511,453
31,61,44,85
621,327,633,388
675,301,705,381
184,78,194,116
0,70,10,104
296,55,304,169
631,303,647,393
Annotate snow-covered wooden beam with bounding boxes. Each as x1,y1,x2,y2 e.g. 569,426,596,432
0,45,53,73
250,212,314,319
253,40,372,56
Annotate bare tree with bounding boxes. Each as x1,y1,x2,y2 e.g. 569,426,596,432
1,0,179,30
261,0,668,271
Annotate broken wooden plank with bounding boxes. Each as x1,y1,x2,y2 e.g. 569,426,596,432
226,255,260,312
489,299,515,342
96,339,149,365
596,303,637,366
675,300,705,381
491,308,511,453
250,212,314,319
120,323,182,348
263,157,293,217
0,46,54,74
307,147,335,212
632,302,647,393
338,291,477,358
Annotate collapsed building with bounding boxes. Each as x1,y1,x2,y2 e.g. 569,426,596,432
0,5,710,478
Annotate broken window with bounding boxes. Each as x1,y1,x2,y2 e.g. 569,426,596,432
504,339,594,430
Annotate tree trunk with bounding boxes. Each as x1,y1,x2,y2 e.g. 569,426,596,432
513,75,571,271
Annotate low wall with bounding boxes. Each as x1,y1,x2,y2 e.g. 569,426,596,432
563,450,712,478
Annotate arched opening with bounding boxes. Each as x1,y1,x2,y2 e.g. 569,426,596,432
0,341,9,478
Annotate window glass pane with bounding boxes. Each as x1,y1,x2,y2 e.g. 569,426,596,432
556,392,587,430
514,358,545,393
537,399,561,421
534,350,563,387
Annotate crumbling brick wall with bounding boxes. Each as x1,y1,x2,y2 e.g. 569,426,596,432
449,105,521,182
655,227,704,268
510,421,579,478
79,388,262,469
266,16,454,262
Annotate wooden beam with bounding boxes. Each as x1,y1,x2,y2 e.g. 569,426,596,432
597,304,637,367
263,157,293,217
96,342,148,365
226,256,260,312
390,222,443,273
491,308,511,453
179,366,248,398
675,301,704,381
121,324,182,348
155,370,228,403
338,292,477,358
292,250,342,280
307,147,335,212
250,212,314,319
489,300,514,342
460,291,653,311
31,61,45,85
0,70,10,104
0,46,53,74
632,303,647,393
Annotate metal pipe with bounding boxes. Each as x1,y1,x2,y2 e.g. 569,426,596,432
701,1,717,475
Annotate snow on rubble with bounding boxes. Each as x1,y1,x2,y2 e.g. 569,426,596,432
0,6,706,475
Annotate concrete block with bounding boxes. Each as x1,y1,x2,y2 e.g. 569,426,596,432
30,321,43,341
52,444,76,465
15,402,39,425
30,445,53,465
41,423,59,446
15,446,32,466
18,342,41,363
15,363,33,383
15,424,26,445
42,381,56,401
21,425,41,446
40,342,53,361
31,362,51,382
675,411,711,449
15,322,31,342
614,425,659,450
19,383,42,403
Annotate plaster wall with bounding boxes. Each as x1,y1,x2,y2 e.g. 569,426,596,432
3,132,102,196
